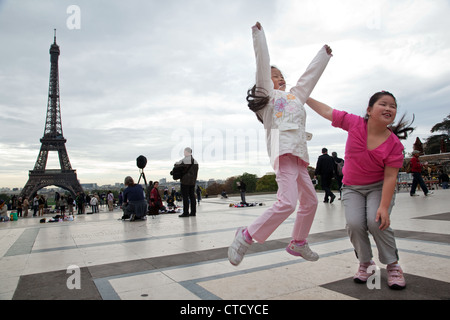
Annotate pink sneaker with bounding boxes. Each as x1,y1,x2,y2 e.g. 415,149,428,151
387,264,406,290
353,260,376,283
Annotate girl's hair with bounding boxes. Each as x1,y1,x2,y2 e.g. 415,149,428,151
246,66,280,124
246,85,269,123
365,91,415,140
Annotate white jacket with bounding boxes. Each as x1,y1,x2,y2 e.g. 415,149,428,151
252,26,331,169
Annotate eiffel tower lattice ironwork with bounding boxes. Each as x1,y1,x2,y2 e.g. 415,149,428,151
20,30,83,199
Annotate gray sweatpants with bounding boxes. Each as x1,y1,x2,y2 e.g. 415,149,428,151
342,181,399,265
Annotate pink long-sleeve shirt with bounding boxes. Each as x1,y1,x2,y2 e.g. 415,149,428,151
332,109,404,186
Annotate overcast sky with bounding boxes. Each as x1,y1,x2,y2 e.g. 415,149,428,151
1,0,449,189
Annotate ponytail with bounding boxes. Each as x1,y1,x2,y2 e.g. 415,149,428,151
246,85,270,124
390,113,415,140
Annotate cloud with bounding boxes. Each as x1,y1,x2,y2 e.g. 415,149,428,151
1,0,449,188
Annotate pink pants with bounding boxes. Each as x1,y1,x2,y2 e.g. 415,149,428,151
248,154,318,243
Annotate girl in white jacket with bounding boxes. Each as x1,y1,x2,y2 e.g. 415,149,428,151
228,22,333,266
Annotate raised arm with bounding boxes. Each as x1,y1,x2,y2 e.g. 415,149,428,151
252,22,273,96
290,46,332,105
305,97,334,122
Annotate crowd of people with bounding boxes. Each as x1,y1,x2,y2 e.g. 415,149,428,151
1,146,203,223
121,147,200,220
0,191,118,222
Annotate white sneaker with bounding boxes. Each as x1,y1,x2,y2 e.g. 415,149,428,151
286,240,319,261
228,227,252,266
425,191,434,196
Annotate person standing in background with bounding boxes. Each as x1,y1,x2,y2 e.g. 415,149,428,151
237,180,247,204
107,191,114,211
409,150,432,196
315,148,336,203
176,147,199,217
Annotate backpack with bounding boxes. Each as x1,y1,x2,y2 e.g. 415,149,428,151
170,165,185,180
170,156,194,180
335,160,344,177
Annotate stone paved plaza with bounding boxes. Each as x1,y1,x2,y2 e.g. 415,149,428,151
1,189,449,302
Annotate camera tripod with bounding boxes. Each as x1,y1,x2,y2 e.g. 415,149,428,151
137,168,149,200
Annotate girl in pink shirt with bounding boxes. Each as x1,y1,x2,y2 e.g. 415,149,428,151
307,92,413,290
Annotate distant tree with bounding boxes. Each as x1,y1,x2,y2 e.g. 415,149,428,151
223,176,236,194
256,174,278,192
307,166,316,179
424,134,449,154
0,194,10,203
235,172,258,193
206,182,224,196
424,114,450,154
430,114,450,134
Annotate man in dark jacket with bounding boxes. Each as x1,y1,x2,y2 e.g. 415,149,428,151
175,147,199,217
315,148,336,203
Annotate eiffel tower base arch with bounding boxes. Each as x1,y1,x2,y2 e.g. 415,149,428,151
20,170,84,200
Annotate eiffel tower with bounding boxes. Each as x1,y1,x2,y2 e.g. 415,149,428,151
20,30,83,199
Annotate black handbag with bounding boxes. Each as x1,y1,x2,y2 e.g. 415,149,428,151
170,156,194,180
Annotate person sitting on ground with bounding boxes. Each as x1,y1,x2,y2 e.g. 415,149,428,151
122,176,148,221
149,181,165,215
166,194,176,209
438,171,449,189
0,200,9,222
